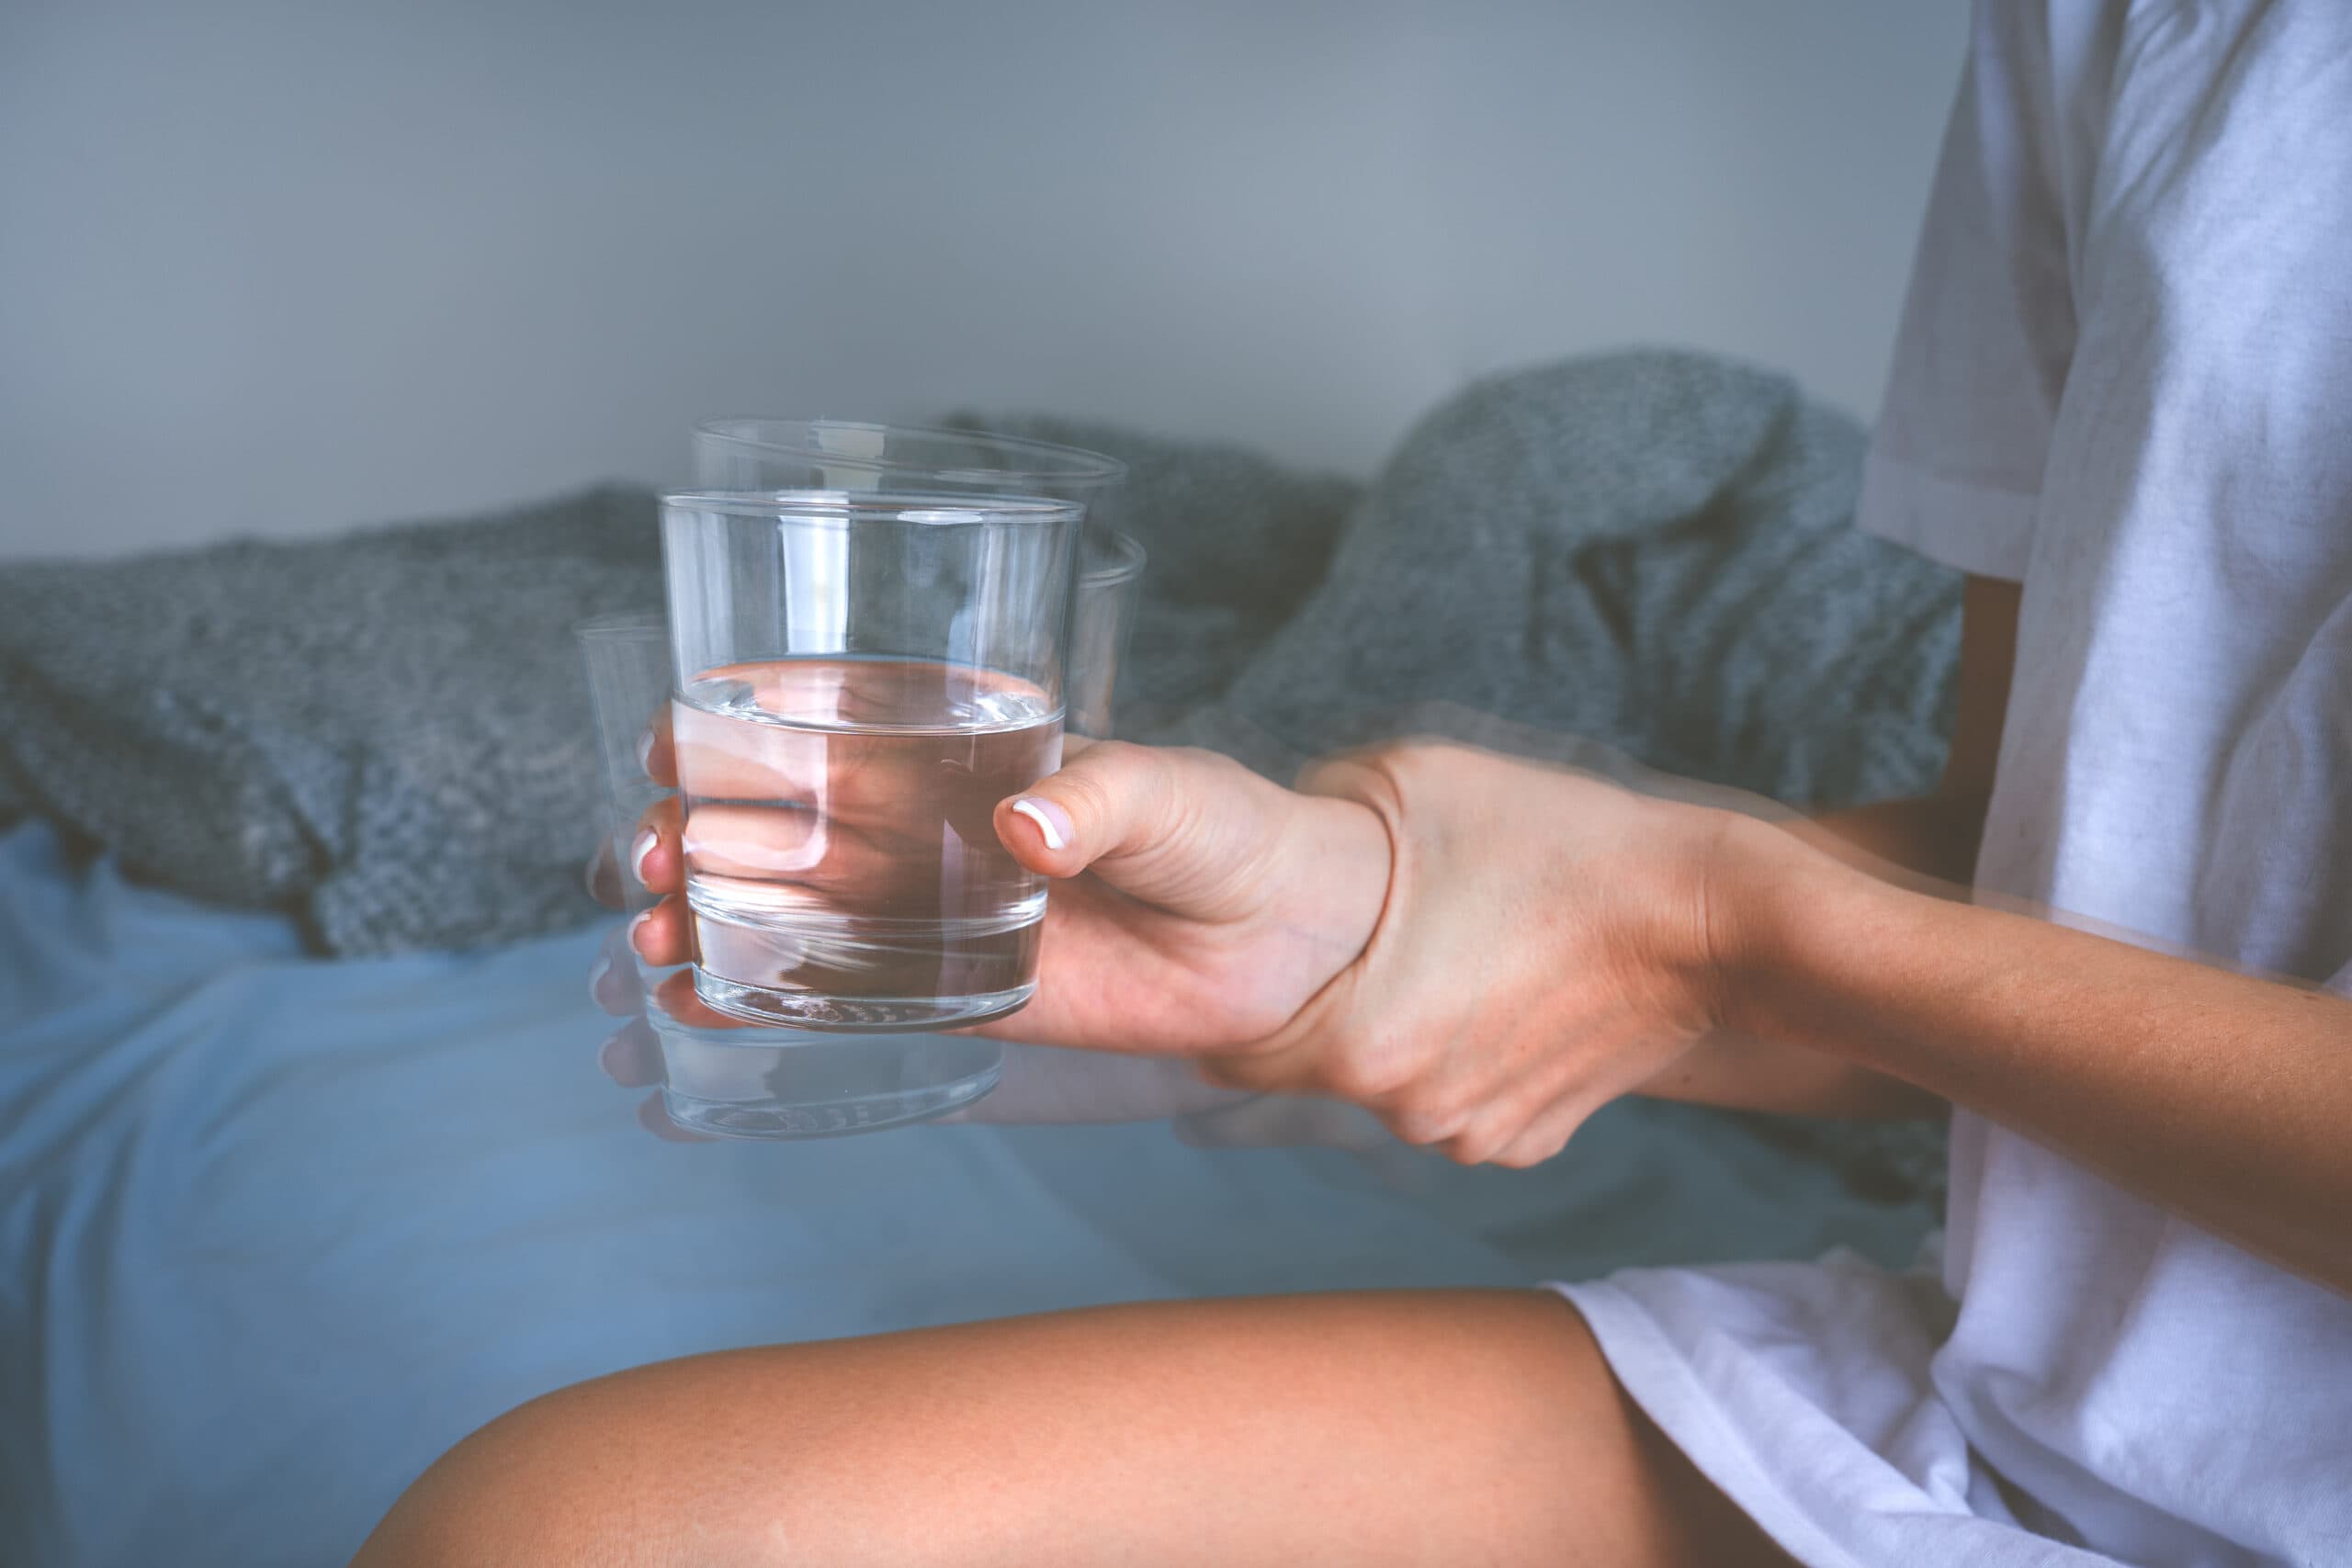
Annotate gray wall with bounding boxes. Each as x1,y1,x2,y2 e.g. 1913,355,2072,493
0,1,1966,558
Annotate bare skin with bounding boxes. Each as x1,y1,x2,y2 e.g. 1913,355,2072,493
367,574,2352,1559
352,1292,1793,1568
355,581,2019,1566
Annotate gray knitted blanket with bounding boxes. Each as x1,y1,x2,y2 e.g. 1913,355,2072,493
0,486,663,953
0,350,1957,1193
997,352,1958,806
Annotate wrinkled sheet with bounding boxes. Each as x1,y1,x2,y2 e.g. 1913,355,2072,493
0,821,1936,1566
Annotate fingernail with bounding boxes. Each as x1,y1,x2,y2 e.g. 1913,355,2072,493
1011,796,1072,852
630,827,659,886
597,1032,628,1078
588,950,612,1002
628,908,655,957
637,728,657,775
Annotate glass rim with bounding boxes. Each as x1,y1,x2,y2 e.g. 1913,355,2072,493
660,489,1085,525
572,610,666,643
695,418,1128,491
1081,527,1147,585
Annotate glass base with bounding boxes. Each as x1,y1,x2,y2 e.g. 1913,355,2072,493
656,1026,1003,1141
693,969,1037,1032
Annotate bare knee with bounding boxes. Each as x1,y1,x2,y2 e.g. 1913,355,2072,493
349,1366,779,1568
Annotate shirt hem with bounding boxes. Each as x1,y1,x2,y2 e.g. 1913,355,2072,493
1853,451,2039,582
1547,1279,1877,1568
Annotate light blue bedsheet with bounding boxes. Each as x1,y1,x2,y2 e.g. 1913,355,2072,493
0,821,1934,1565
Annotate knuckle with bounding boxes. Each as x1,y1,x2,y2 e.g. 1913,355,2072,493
1046,754,1131,824
1498,1099,1587,1168
1381,1077,1476,1148
1166,742,1238,777
1164,745,1259,819
1378,739,1469,789
1300,737,1473,821
1316,1037,1415,1106
1439,1102,1544,1168
1072,737,1147,775
1385,1104,1464,1149
1061,739,1184,831
1430,1133,1486,1170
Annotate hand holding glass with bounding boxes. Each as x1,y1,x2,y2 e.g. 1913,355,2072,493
662,490,1081,1032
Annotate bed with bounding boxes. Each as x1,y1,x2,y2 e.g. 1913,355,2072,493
0,818,1935,1564
0,354,1960,1563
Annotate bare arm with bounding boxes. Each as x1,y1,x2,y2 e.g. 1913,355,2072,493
1715,789,2352,1299
1638,576,2021,1120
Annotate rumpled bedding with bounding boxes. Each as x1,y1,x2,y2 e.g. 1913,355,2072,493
0,818,1939,1567
0,351,1966,1562
0,348,1956,958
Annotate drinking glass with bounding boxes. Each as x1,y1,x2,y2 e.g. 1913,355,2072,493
578,613,1005,1137
1069,525,1144,739
692,421,1136,732
692,418,1127,524
662,490,1083,1032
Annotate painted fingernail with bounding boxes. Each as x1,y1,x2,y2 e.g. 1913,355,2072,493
1011,796,1071,852
630,827,659,886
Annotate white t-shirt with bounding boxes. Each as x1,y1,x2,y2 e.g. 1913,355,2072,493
1556,4,2352,1563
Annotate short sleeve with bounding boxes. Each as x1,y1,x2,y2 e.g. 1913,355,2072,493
1857,0,2075,583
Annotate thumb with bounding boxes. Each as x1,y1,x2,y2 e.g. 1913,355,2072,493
994,739,1281,916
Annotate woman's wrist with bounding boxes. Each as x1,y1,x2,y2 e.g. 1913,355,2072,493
1702,809,1900,1057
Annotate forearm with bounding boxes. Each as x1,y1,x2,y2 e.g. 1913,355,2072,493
1636,792,1978,1121
1724,819,2352,1296
1645,573,2016,1124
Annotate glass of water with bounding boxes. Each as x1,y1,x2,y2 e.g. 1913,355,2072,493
576,523,1140,1137
578,612,1006,1137
693,418,1127,520
690,420,1136,731
662,490,1083,1033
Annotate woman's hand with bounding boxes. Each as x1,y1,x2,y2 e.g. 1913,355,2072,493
618,728,1398,1055
588,719,1397,1138
624,728,1740,1166
1201,742,1734,1167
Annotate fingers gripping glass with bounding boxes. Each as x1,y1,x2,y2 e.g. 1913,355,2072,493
662,490,1080,1032
574,526,1141,1138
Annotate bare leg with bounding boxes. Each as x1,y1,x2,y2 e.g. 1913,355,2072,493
353,1291,1789,1568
